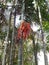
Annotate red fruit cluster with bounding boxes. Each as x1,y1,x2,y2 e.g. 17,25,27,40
17,21,31,40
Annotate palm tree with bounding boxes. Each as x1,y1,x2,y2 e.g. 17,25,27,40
32,0,48,65
18,0,25,65
38,5,48,65
32,32,38,65
9,6,17,65
34,0,48,65
1,7,10,65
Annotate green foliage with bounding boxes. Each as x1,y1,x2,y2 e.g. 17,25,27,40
23,40,34,65
35,43,41,52
0,32,7,40
0,0,49,65
46,35,49,43
40,4,49,21
0,3,6,9
43,21,49,32
46,44,49,52
25,0,49,23
6,0,12,2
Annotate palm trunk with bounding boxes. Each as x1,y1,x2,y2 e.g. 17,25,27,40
9,8,16,65
33,0,48,65
38,5,48,65
9,0,18,65
32,33,38,65
7,11,12,65
2,17,10,65
2,8,11,65
18,39,23,65
32,1,38,65
18,0,25,65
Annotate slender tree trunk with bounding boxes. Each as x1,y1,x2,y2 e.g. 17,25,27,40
2,18,10,65
18,39,23,65
32,0,38,65
38,5,48,65
2,8,11,65
2,38,7,65
33,0,48,65
18,0,25,65
7,11,12,65
32,33,38,65
9,0,18,65
9,8,16,65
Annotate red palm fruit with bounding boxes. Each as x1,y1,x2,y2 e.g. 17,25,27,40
27,23,31,30
23,32,26,39
20,22,26,30
23,28,27,32
17,21,31,40
17,28,22,39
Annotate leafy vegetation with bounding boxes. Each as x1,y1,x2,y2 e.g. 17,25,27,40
0,0,49,65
